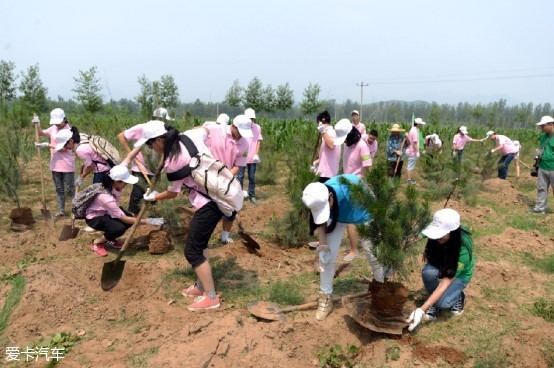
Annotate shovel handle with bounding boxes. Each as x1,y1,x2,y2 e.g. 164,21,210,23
279,291,368,313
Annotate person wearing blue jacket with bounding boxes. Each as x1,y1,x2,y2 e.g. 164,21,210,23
302,174,386,320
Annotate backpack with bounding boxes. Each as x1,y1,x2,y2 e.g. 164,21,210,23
72,183,106,219
71,126,81,144
166,134,244,217
79,133,121,168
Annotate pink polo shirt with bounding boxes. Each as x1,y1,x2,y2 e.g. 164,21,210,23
367,139,378,158
123,123,154,175
75,143,110,173
205,124,248,169
43,125,75,173
246,123,263,164
452,133,472,150
343,140,372,177
353,122,366,136
406,126,419,158
317,127,341,178
495,135,519,155
85,190,124,220
164,130,213,210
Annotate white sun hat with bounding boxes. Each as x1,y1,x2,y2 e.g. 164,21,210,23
53,129,73,151
134,120,168,148
485,130,495,138
109,165,139,184
302,182,330,225
459,126,469,135
351,110,360,116
414,117,426,125
334,118,353,145
244,108,256,120
216,113,230,125
152,107,174,121
49,108,66,125
422,208,461,239
232,114,253,138
537,115,554,126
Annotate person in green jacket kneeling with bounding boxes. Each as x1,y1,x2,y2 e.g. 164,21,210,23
407,208,475,332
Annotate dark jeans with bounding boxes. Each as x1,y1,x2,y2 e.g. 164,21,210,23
237,163,257,198
498,153,516,180
422,264,467,310
86,214,131,241
52,171,75,214
93,171,110,184
128,171,152,215
185,202,223,268
387,160,403,178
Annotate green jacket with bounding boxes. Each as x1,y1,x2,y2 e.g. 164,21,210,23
539,133,554,171
456,227,475,283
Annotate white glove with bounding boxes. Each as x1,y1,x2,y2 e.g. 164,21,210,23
252,154,261,163
74,176,83,187
146,217,165,226
416,151,421,158
490,149,495,154
452,151,457,158
317,123,327,134
34,142,49,148
407,308,425,332
143,190,159,201
32,114,40,124
310,165,318,174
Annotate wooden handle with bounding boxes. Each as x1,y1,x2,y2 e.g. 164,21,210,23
134,159,153,187
34,117,48,210
279,291,368,313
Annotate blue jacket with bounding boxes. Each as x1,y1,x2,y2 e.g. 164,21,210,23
324,174,371,224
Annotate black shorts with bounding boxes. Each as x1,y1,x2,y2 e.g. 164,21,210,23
185,201,223,268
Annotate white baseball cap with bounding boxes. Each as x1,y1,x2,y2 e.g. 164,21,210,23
486,130,495,138
134,120,168,148
351,110,360,116
244,108,256,120
422,208,461,239
49,108,65,125
414,117,426,125
334,118,353,146
537,115,554,126
232,114,253,138
302,182,330,225
109,165,139,184
54,129,73,151
216,113,230,125
152,107,174,121
459,126,468,135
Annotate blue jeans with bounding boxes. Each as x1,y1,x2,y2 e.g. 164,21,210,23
237,163,257,198
93,171,110,184
52,171,75,214
498,153,516,180
422,264,466,310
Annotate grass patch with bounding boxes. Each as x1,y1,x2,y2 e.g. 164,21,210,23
29,332,81,367
0,274,26,336
127,346,160,368
316,344,360,368
522,252,554,274
531,298,554,323
268,280,304,305
481,287,511,303
508,214,537,231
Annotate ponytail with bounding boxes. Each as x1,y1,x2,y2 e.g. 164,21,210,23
162,125,182,161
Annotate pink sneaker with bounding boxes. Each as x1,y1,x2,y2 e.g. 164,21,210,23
187,295,220,311
91,243,108,257
181,284,204,298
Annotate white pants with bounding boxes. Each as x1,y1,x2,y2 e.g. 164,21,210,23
319,222,389,295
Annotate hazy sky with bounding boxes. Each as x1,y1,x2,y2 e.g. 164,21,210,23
2,0,553,105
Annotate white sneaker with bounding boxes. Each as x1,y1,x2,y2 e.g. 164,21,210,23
315,293,333,321
84,226,96,233
243,190,249,198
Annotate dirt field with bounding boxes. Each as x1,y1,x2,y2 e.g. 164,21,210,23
0,166,553,368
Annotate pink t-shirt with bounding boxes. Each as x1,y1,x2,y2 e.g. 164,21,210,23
205,124,248,169
495,135,519,155
367,139,378,158
124,123,154,175
353,122,366,136
406,126,419,157
452,133,472,150
43,125,75,173
343,140,372,177
317,127,341,178
75,143,110,173
246,123,263,164
85,190,124,220
165,131,212,210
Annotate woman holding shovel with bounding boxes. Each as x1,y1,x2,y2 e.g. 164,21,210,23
121,121,223,312
407,208,475,332
385,123,406,178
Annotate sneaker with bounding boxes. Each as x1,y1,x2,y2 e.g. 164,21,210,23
308,241,320,249
105,240,123,250
343,251,358,262
90,243,108,257
220,237,234,245
425,305,438,321
249,197,257,204
451,292,465,316
242,190,249,198
84,226,96,233
315,293,333,321
181,283,204,298
55,212,66,218
407,179,417,185
187,295,220,311
532,208,546,214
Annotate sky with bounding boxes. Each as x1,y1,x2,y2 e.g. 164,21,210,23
2,0,554,105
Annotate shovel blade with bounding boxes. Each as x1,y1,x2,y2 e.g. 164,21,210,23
247,301,285,321
101,259,126,291
41,209,52,220
59,225,79,241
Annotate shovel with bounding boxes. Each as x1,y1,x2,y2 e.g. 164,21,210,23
59,216,80,241
34,115,52,220
248,291,368,321
237,219,261,253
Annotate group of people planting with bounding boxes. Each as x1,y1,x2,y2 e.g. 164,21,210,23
32,106,553,329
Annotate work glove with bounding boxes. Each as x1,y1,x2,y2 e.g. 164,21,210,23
143,190,159,202
74,176,83,187
407,308,425,332
252,154,261,163
317,123,328,134
32,114,40,124
310,164,318,174
452,151,457,158
146,217,165,226
34,142,50,148
490,149,495,154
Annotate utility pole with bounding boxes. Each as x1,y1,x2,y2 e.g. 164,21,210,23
356,81,369,122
